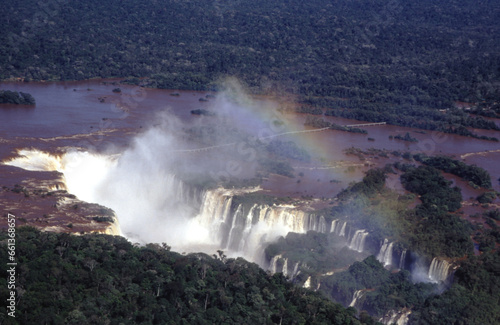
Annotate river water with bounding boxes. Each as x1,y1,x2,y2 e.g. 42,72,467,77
1,79,498,199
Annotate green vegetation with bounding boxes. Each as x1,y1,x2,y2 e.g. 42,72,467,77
293,106,323,115
0,227,365,325
92,216,114,223
332,166,472,258
305,116,367,134
398,165,473,257
393,132,418,143
409,251,500,324
322,104,499,140
190,109,215,116
0,90,35,105
265,231,365,275
400,165,462,212
258,159,295,178
320,252,500,324
321,256,436,317
476,191,498,204
2,0,500,132
414,155,492,188
339,168,387,199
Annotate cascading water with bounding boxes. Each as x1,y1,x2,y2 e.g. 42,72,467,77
339,221,347,237
196,189,330,262
291,262,300,279
330,219,339,233
282,258,289,277
348,230,369,252
379,309,411,325
307,215,327,233
237,204,257,251
349,289,365,309
428,258,452,283
303,276,312,289
377,239,394,267
399,250,407,270
269,255,282,274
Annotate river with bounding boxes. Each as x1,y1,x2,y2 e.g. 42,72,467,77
1,79,498,228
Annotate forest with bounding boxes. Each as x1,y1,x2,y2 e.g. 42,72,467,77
0,227,365,324
1,0,500,122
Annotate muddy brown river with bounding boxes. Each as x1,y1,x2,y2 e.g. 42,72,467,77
1,79,499,232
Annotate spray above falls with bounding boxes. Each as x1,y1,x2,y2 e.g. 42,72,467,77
2,84,328,264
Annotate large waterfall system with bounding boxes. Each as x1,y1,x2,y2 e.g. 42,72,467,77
196,186,329,263
5,120,457,298
5,142,329,266
5,147,456,288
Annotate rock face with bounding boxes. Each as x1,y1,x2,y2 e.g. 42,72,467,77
0,165,119,235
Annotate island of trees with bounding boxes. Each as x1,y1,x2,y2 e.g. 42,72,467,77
0,90,35,105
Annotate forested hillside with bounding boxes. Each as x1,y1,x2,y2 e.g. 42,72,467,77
0,227,364,324
2,0,499,111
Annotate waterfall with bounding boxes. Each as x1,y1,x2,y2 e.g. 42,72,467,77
269,255,282,274
291,262,300,279
377,239,394,267
399,250,407,270
349,290,365,309
314,215,327,233
237,204,257,251
428,258,452,283
330,219,348,238
339,221,347,237
225,204,243,249
282,258,288,277
196,188,234,243
379,309,411,325
303,276,312,289
330,219,338,233
348,230,369,252
196,188,332,261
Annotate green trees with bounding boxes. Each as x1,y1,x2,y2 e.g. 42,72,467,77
321,256,436,318
340,168,387,199
414,155,492,188
0,227,365,324
409,251,500,324
398,165,473,258
1,0,499,115
400,165,462,212
0,90,36,105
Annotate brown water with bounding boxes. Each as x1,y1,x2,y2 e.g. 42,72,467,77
1,79,499,207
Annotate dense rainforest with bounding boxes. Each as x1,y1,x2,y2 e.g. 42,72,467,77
0,227,365,325
2,0,500,113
